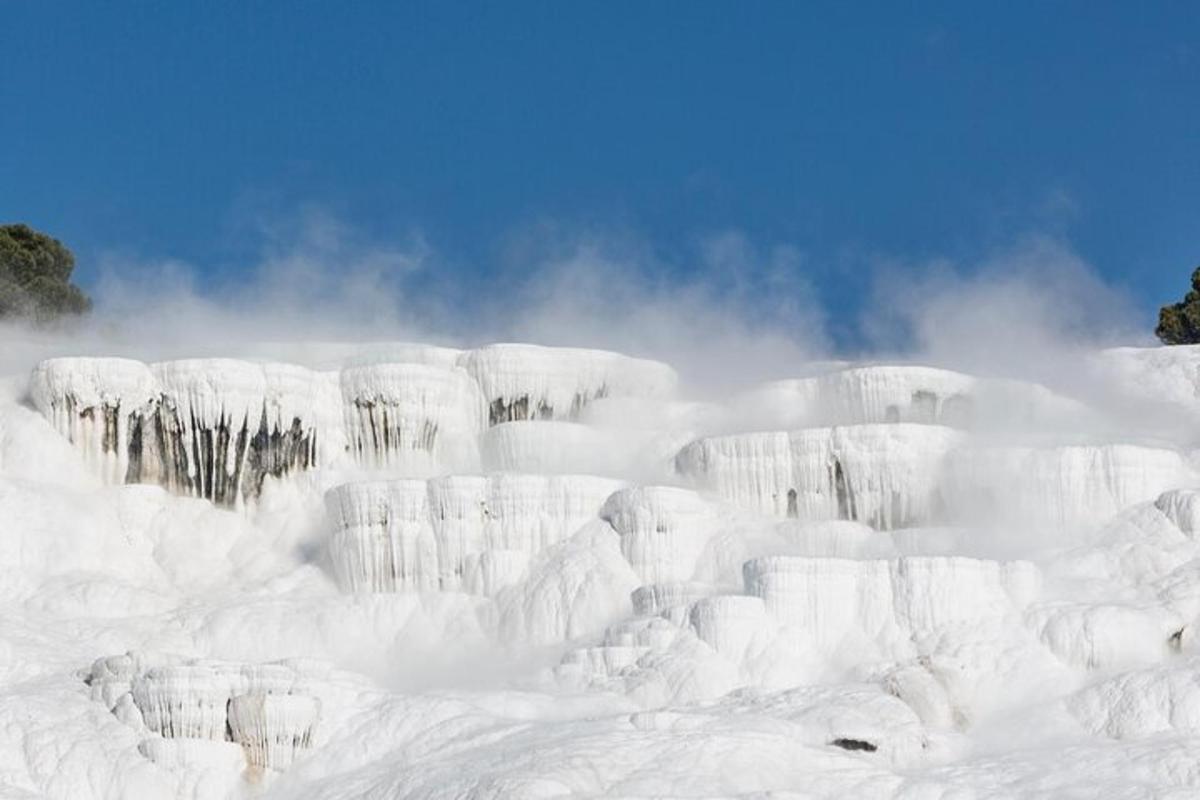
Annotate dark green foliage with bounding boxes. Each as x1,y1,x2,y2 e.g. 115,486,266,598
0,223,91,321
1156,267,1200,345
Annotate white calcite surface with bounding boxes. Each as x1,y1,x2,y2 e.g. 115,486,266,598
459,343,677,424
601,485,725,584
1092,344,1200,413
33,357,350,507
743,555,1039,643
7,340,1200,799
85,653,339,775
676,424,1194,531
1065,658,1200,738
324,473,621,594
338,362,486,473
30,345,676,505
480,420,614,474
27,357,159,484
733,364,1094,432
734,365,975,428
675,424,962,529
1155,488,1200,535
30,357,339,507
944,443,1194,528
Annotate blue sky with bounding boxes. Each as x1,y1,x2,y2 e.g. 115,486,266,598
2,1,1197,346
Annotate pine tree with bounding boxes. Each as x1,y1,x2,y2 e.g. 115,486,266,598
0,224,91,322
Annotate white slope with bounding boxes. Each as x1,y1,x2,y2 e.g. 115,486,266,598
5,342,1200,799
743,555,1039,643
338,362,486,473
676,425,1194,531
944,442,1195,528
1093,343,1200,413
325,473,621,594
675,424,962,529
732,364,1095,431
29,346,676,506
87,654,330,771
459,343,678,424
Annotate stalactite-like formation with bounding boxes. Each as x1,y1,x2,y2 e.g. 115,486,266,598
326,474,622,594
31,349,674,504
117,399,319,506
674,425,961,530
86,654,327,774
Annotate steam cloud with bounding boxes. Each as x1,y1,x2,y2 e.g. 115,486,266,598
2,211,1150,399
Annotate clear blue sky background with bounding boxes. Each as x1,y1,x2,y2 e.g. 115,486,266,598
2,1,1197,343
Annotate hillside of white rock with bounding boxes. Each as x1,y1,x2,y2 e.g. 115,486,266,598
3,339,1200,798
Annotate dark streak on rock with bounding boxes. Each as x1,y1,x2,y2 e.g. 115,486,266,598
488,385,610,426
911,389,938,423
831,456,857,522
350,398,440,463
830,738,877,752
123,396,316,507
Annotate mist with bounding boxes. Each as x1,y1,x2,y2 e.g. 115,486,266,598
6,213,1187,499
2,213,1156,394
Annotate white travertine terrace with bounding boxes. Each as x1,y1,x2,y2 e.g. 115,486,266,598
1092,344,1200,414
86,653,329,773
943,443,1194,527
734,365,976,428
1066,658,1200,738
325,474,622,593
9,339,1200,798
28,345,676,505
675,426,1193,530
459,343,678,425
732,364,1093,431
480,420,617,474
338,362,486,473
600,486,723,584
675,424,962,529
742,555,1039,647
630,581,714,617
